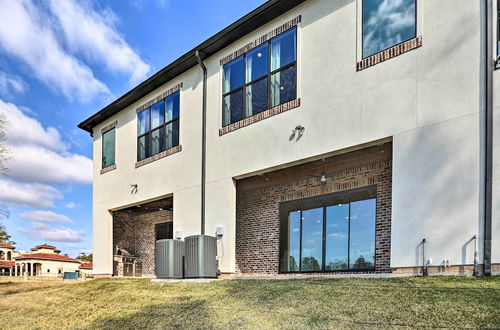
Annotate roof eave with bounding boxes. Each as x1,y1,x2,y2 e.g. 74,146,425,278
77,0,307,133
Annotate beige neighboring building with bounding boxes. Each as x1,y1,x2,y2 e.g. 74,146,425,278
0,243,92,277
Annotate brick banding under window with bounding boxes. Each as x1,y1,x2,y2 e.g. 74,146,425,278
235,144,392,276
357,36,423,71
219,15,302,66
219,98,301,136
100,163,117,175
136,82,183,113
135,145,182,168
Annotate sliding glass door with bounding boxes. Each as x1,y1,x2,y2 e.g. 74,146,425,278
279,188,377,273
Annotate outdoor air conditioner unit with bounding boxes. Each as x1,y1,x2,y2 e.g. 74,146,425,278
155,239,185,279
184,235,217,278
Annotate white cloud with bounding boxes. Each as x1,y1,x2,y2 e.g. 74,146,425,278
0,95,66,152
18,222,84,242
0,178,62,208
0,72,28,97
363,0,415,57
0,0,110,101
65,202,79,209
0,100,92,185
19,210,74,224
7,145,92,184
48,0,150,85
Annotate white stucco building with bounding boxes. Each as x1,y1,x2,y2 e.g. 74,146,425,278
79,0,499,278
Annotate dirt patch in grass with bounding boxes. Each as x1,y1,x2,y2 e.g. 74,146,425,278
0,280,71,296
0,276,499,329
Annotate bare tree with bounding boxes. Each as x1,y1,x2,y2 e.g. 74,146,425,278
0,113,13,244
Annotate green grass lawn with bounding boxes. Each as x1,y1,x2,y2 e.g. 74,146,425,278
1,276,499,329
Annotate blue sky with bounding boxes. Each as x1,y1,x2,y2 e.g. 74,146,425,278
0,0,265,257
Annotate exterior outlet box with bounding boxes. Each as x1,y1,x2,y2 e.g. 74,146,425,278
155,239,185,279
216,227,223,237
184,235,217,278
174,231,182,240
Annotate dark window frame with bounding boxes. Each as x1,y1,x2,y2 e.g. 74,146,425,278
101,127,116,169
361,0,418,59
137,91,180,161
222,27,297,127
279,186,378,274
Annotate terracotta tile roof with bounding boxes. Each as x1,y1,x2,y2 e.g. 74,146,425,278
31,244,61,253
0,260,14,267
14,253,79,263
0,243,15,249
79,262,92,270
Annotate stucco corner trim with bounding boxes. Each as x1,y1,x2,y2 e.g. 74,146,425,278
101,120,117,134
357,36,422,71
135,145,182,168
219,98,301,136
100,163,117,175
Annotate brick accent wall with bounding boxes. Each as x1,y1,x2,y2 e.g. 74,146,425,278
113,209,173,276
357,36,422,71
235,145,392,275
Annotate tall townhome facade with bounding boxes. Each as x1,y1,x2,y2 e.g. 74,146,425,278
79,0,499,278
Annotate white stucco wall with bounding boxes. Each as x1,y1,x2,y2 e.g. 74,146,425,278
90,0,494,275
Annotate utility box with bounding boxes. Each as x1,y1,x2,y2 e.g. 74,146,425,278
184,235,217,278
156,239,185,279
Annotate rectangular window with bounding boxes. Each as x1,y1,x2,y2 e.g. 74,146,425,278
222,27,297,126
279,187,377,273
362,0,416,58
137,91,180,161
155,222,173,241
102,128,116,168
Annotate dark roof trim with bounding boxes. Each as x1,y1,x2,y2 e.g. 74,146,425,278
78,0,308,133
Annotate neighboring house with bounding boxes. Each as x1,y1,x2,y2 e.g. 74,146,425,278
0,243,92,277
79,0,499,278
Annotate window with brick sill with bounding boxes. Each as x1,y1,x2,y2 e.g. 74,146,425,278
279,187,377,273
361,0,416,59
102,128,116,169
137,91,180,161
222,27,297,127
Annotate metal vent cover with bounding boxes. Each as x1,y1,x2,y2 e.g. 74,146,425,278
184,235,217,278
155,239,185,279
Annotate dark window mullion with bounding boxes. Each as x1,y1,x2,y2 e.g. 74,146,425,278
299,210,303,272
270,60,296,76
267,39,272,109
322,204,327,271
347,202,351,270
222,86,243,98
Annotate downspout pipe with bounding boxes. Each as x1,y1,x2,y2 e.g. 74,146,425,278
484,0,493,277
195,50,207,236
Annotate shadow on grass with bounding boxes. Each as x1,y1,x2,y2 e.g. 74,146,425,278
90,298,213,329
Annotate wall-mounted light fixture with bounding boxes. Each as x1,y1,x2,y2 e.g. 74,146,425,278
131,184,138,194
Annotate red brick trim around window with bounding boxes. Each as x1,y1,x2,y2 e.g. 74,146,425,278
357,36,422,71
135,145,182,168
101,120,117,134
219,15,302,66
100,164,117,175
219,98,301,136
135,82,183,113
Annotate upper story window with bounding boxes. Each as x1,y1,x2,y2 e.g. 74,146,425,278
102,128,116,169
362,0,416,58
222,27,297,126
137,91,180,161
